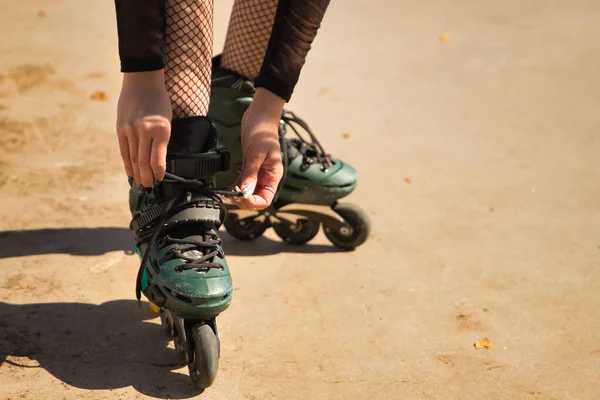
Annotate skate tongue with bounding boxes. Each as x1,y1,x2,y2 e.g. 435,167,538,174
169,223,215,239
167,117,211,154
166,226,216,260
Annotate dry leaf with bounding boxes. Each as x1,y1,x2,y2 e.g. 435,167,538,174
90,91,108,101
342,132,351,139
440,34,452,43
404,177,412,184
474,337,493,350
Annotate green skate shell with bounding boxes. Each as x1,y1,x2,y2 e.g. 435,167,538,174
207,88,249,189
279,156,357,205
208,85,358,205
129,185,233,320
144,241,232,319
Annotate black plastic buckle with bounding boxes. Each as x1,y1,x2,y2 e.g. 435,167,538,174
143,284,166,307
218,148,231,172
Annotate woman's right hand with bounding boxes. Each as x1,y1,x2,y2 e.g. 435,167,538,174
116,70,172,188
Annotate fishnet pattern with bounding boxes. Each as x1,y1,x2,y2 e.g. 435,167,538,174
165,0,213,118
221,0,279,81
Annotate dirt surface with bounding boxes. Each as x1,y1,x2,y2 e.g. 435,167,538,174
1,1,599,399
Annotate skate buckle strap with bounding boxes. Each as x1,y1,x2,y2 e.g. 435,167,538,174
167,150,230,180
130,193,218,234
162,204,222,229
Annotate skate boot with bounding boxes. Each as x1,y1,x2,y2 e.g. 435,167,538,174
208,55,370,250
129,116,239,390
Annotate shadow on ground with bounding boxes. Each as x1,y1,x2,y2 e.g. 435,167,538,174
0,300,204,399
0,230,339,397
220,233,341,256
0,228,135,259
0,227,341,260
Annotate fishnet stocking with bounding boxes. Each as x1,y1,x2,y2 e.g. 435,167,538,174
221,0,278,81
165,0,213,118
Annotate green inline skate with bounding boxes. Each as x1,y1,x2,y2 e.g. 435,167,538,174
208,55,370,250
129,116,239,390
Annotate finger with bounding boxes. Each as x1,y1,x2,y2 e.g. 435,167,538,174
240,174,281,210
126,127,141,186
255,170,281,206
240,193,268,211
240,156,283,211
138,129,153,188
150,123,169,182
236,146,264,210
117,128,134,180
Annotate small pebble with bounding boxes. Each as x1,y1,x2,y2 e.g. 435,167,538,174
440,34,452,43
90,91,108,101
474,337,493,350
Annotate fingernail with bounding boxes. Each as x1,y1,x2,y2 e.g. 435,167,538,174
241,184,254,199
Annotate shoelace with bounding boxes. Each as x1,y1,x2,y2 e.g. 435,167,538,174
165,235,224,272
135,173,241,301
281,111,333,170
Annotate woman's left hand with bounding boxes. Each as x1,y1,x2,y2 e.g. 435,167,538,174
235,88,285,211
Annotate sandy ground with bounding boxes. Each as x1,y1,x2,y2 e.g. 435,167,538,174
1,0,600,399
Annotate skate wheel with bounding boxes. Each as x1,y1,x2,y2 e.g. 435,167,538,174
324,203,371,250
223,213,268,241
189,324,219,390
273,219,320,245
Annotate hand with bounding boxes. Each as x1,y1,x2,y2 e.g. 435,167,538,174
116,70,172,188
235,88,285,211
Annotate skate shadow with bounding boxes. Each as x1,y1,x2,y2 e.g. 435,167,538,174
220,233,341,256
0,227,135,259
0,300,205,399
0,227,341,259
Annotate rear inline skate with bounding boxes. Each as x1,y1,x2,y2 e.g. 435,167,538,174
208,55,370,250
129,117,238,390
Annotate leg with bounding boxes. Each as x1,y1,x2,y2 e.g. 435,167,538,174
164,0,213,119
208,0,370,250
220,0,278,81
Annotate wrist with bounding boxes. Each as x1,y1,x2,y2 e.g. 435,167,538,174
122,70,165,88
249,87,285,121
